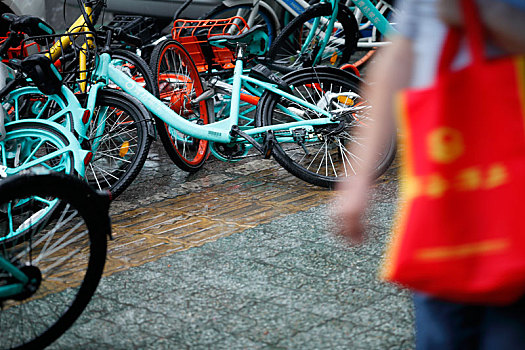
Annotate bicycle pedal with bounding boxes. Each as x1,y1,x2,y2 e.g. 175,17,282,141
262,131,275,159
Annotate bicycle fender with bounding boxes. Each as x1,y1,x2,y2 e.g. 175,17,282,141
5,119,87,177
99,89,157,140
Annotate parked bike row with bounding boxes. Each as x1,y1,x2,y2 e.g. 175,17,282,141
0,0,396,348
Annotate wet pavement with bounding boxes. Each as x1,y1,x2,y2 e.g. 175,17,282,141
48,140,414,349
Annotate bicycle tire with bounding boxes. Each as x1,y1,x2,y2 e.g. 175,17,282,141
256,67,396,188
110,48,160,99
202,3,279,45
81,89,153,199
0,172,109,350
267,3,359,70
150,39,210,173
0,120,79,244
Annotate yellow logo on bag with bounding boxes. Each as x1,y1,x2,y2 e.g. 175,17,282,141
455,167,483,191
485,164,508,189
427,127,464,163
426,174,448,198
406,163,509,199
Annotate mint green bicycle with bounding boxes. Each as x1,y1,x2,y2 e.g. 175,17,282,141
146,25,396,186
267,0,398,70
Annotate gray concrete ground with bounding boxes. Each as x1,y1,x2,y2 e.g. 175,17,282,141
48,142,414,349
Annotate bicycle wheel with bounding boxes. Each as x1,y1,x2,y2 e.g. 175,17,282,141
203,3,279,45
150,39,210,173
0,120,81,244
0,173,109,350
110,48,160,99
350,0,397,68
256,67,396,188
82,89,153,199
267,3,359,70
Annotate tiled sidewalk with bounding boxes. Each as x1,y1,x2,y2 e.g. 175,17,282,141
50,144,414,349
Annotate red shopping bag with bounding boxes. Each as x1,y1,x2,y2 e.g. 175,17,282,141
381,0,525,304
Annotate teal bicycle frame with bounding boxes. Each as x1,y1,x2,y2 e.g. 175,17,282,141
296,0,396,66
2,118,88,178
351,0,396,39
0,255,31,299
94,49,336,147
298,0,340,66
4,82,97,178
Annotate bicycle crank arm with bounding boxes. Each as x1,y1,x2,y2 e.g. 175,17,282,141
230,125,275,159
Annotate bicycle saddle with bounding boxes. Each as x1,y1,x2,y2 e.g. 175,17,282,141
208,24,269,56
15,54,63,95
2,14,55,37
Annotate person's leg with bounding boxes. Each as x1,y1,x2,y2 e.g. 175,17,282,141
413,292,481,350
480,294,525,350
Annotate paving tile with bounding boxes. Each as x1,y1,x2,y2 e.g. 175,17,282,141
39,144,413,349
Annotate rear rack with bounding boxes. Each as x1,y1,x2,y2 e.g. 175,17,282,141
171,17,249,73
0,33,41,62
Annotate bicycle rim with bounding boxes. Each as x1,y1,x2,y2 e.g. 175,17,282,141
268,3,358,70
151,40,209,172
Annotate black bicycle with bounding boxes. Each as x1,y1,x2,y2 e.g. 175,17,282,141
0,172,111,350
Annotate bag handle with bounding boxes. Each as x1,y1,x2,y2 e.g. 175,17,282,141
438,0,486,73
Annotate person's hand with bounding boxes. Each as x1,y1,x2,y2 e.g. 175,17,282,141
333,175,371,245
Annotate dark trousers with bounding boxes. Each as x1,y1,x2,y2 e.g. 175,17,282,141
414,292,525,350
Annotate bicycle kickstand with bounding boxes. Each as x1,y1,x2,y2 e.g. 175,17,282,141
230,125,275,159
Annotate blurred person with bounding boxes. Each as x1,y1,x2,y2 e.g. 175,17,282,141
334,0,525,348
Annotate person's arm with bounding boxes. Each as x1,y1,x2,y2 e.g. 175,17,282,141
334,36,414,244
438,0,525,53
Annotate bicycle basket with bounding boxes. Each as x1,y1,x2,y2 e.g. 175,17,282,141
20,30,97,93
172,17,249,73
107,15,160,45
0,34,41,62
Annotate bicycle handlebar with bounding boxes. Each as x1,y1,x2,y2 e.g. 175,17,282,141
0,13,56,59
0,33,23,59
1,14,55,37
